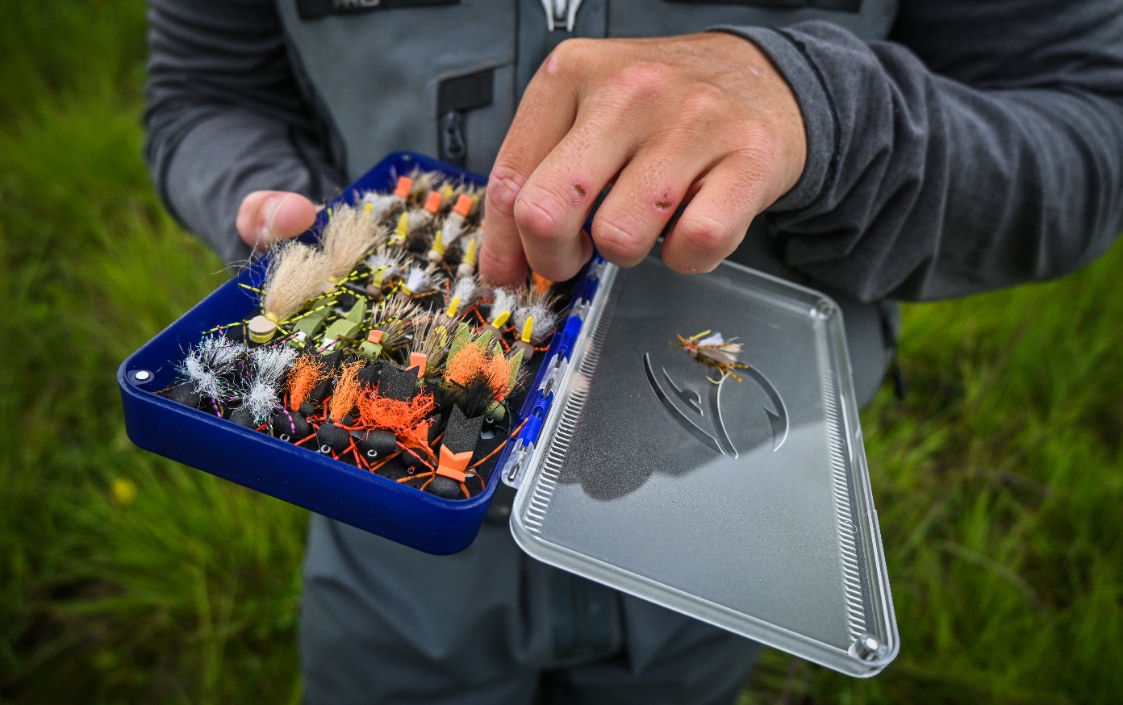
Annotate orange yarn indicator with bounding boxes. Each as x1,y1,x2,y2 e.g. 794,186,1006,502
424,190,443,214
453,194,474,218
393,176,413,198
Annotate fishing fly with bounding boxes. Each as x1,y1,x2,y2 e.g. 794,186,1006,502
672,330,750,383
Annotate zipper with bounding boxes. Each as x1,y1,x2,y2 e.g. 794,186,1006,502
539,0,584,31
437,68,494,168
438,110,467,167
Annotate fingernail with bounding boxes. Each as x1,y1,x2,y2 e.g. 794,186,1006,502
487,170,523,210
257,194,292,247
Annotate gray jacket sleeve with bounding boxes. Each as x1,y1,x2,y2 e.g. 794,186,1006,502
144,0,344,266
731,0,1123,302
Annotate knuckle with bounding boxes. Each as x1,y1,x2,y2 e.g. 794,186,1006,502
486,166,526,217
743,129,783,166
674,212,740,257
678,85,726,123
601,63,668,106
591,213,648,263
545,37,599,81
512,191,567,242
553,37,596,59
723,123,783,168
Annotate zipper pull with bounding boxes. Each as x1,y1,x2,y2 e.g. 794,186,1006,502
539,0,583,32
439,110,467,167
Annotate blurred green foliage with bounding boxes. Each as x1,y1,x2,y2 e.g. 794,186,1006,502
1,3,305,703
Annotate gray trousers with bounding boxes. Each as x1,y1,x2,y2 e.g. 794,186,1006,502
300,513,761,704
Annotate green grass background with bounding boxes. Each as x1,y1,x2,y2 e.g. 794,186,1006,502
1,2,1120,703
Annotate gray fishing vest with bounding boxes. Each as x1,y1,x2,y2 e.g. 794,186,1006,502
278,0,901,406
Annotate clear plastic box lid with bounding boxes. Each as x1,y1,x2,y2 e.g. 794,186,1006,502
507,253,898,677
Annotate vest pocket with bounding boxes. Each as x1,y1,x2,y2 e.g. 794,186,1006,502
437,68,495,167
280,1,516,177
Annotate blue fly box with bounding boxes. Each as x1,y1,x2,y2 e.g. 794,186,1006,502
118,152,603,555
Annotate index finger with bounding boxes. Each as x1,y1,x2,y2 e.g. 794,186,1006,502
479,52,583,286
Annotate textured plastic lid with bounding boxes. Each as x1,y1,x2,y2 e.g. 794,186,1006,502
507,253,898,677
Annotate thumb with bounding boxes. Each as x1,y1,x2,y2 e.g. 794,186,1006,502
237,190,320,250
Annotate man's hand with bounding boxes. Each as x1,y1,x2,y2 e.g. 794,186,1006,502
479,32,806,286
236,190,320,250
